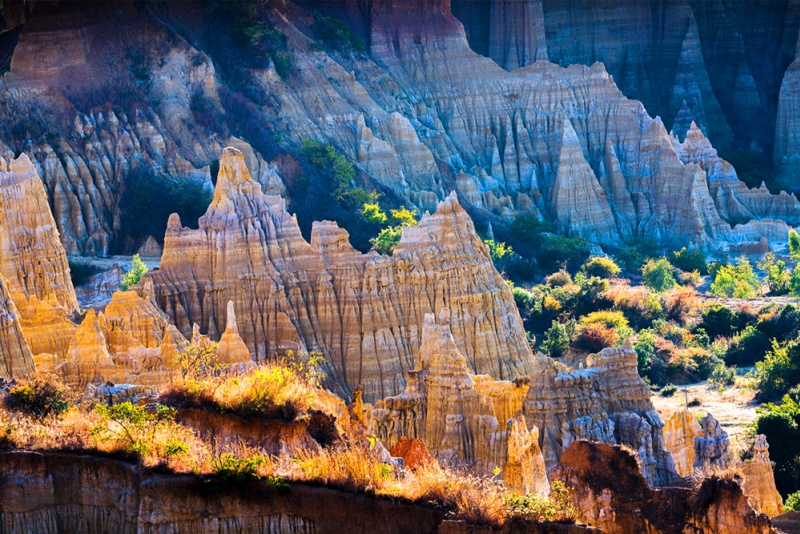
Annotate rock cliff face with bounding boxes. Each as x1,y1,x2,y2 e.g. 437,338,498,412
0,274,35,380
369,310,547,494
0,154,78,314
370,311,678,487
1,0,795,256
454,0,800,165
552,440,777,534
662,410,784,518
148,147,534,401
0,451,593,534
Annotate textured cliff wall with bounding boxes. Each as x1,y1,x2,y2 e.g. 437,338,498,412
552,441,777,534
148,147,534,401
454,0,800,169
0,0,793,256
0,274,35,380
371,312,678,487
0,451,594,534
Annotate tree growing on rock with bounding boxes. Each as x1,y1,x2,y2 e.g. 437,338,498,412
121,254,148,291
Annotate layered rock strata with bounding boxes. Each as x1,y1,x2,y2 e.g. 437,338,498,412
147,147,534,401
370,310,547,494
370,312,677,488
662,410,784,518
552,441,777,534
0,275,35,380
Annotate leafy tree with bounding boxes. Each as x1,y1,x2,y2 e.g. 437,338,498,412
710,256,760,298
725,325,770,366
790,229,800,260
484,239,514,272
641,258,676,292
634,329,657,379
756,340,800,399
542,321,570,358
369,207,419,255
753,392,800,496
759,253,790,296
669,247,708,274
121,254,148,291
93,402,175,459
786,491,800,511
580,256,621,279
791,267,800,298
171,337,222,380
699,303,737,339
362,203,387,225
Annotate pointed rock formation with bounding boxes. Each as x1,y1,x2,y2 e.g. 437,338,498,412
148,147,534,401
741,435,785,518
0,154,78,313
16,295,77,360
662,410,702,477
102,290,168,354
369,310,546,494
62,310,117,388
0,275,35,380
216,301,252,365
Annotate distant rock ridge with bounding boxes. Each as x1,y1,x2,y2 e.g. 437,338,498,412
148,147,535,402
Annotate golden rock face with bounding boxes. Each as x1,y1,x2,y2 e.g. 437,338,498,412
0,275,35,380
148,147,535,402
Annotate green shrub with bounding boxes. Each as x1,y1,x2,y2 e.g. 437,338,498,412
369,207,419,255
581,256,621,279
642,258,676,292
311,15,365,53
755,340,800,399
790,267,800,298
790,229,800,260
709,364,735,386
669,247,708,274
93,402,175,459
759,253,790,296
504,481,575,522
634,329,657,379
6,381,69,418
121,254,149,291
700,304,737,339
753,393,800,496
725,324,770,366
540,235,590,272
786,491,800,511
509,216,553,255
614,240,658,273
542,321,570,358
545,270,572,287
660,384,678,397
711,256,760,298
484,239,514,272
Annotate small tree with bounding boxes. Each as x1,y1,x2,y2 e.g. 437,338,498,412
121,254,148,290
580,256,621,279
92,402,175,458
171,337,221,379
642,258,676,292
790,267,800,298
759,253,790,296
369,207,418,255
789,229,800,260
542,321,570,358
484,239,514,272
711,256,760,298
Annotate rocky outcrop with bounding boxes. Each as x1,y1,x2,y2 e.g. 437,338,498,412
370,311,677,488
0,154,78,313
215,301,253,365
369,310,545,494
776,33,800,187
552,440,777,534
148,147,534,401
662,410,784,518
0,451,594,534
0,275,35,380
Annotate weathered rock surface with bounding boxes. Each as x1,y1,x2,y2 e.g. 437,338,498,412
662,410,784,518
0,275,35,380
148,147,534,401
0,154,78,313
0,451,594,534
215,301,253,365
1,0,796,256
552,440,777,534
370,310,545,494
370,311,677,488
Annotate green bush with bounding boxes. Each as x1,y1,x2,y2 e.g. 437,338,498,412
484,239,514,272
660,384,678,397
581,256,621,279
759,253,790,296
93,402,175,459
786,491,800,511
711,256,760,298
121,254,149,291
369,207,419,255
709,364,735,386
614,240,658,273
542,321,570,358
634,329,657,379
642,258,676,292
669,247,708,274
755,340,800,399
311,15,365,53
754,393,800,496
545,270,572,287
724,324,770,366
790,267,800,298
6,380,69,418
790,229,800,260
700,304,737,339
540,235,590,272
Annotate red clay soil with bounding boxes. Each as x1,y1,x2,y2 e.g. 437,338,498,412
390,436,434,469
